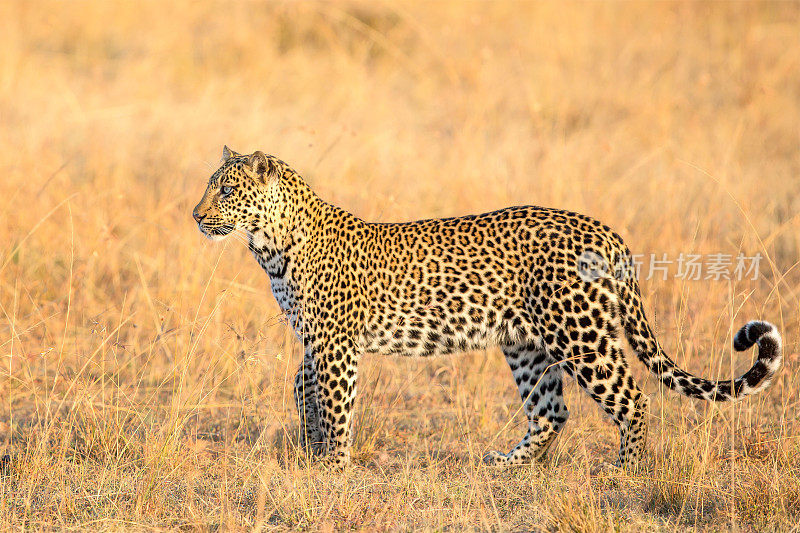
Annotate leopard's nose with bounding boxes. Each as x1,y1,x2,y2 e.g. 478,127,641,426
192,209,206,223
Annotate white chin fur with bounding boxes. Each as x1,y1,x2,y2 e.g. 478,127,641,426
205,232,230,242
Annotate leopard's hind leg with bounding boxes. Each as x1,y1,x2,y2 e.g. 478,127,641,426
544,281,650,470
483,343,569,466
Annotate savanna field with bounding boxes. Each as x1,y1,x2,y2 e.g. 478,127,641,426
1,1,799,530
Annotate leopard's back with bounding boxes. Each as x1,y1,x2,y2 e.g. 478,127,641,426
356,206,628,357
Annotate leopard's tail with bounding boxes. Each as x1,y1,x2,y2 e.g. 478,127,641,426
616,280,782,401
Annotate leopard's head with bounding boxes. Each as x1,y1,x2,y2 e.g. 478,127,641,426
192,146,285,241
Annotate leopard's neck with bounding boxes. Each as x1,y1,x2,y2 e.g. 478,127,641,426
245,171,350,280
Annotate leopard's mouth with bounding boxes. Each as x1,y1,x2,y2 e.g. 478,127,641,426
199,223,235,241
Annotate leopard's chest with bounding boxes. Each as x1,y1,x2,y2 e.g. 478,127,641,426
269,275,302,324
252,245,304,332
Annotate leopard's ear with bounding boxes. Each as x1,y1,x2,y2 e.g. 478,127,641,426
244,151,274,183
222,145,240,162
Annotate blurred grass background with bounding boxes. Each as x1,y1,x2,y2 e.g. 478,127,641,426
0,1,798,530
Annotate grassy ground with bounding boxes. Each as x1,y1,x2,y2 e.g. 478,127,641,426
1,1,799,530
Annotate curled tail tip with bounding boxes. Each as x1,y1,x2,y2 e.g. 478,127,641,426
733,320,781,357
728,320,783,399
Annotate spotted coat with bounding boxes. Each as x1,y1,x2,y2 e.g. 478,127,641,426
193,147,783,469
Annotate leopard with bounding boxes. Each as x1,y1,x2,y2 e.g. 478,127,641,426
192,146,783,470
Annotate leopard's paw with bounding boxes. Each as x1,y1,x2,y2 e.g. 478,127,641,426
316,450,350,470
482,450,508,466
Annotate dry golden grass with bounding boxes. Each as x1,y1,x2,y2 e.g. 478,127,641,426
1,1,799,530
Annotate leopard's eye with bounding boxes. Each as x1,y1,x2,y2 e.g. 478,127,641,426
221,185,234,196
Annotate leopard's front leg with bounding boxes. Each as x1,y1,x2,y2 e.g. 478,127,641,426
310,329,360,468
294,350,324,455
